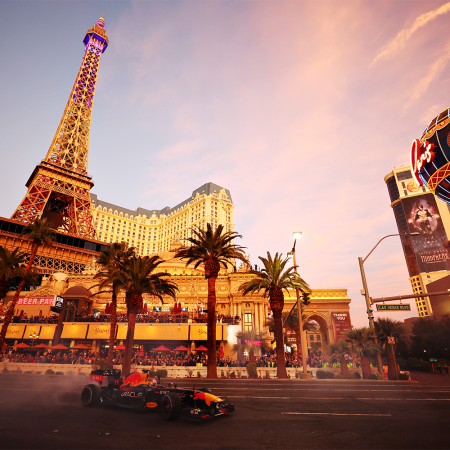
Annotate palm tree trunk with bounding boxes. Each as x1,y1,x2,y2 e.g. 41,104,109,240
107,292,117,366
361,355,372,379
0,244,37,350
340,355,349,377
386,346,399,380
206,276,217,378
249,347,256,364
273,310,288,379
122,307,138,376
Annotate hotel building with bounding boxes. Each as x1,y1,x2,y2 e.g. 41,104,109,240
385,166,450,316
90,182,234,255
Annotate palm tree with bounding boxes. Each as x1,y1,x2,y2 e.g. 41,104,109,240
175,223,247,378
232,329,267,363
238,252,310,379
117,255,178,376
266,307,319,364
0,218,54,350
93,242,135,365
0,246,28,301
328,338,350,377
375,318,407,380
344,327,380,379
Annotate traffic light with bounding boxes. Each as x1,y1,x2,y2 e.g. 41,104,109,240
302,292,310,306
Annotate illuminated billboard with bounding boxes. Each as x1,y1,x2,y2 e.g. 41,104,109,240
402,193,450,273
410,107,450,204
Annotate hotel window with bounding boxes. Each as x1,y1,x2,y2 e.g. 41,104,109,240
244,313,253,331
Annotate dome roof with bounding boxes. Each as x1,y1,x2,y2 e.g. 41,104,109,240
421,106,450,141
64,286,92,297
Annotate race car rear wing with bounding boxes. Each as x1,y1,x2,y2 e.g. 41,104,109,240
90,368,121,384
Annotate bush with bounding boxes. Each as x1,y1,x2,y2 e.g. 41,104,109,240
24,371,33,374
156,369,167,378
368,374,378,380
398,373,410,380
3,367,10,373
35,371,41,375
197,371,201,378
437,359,450,365
77,372,86,376
334,374,342,379
45,369,54,375
10,369,22,373
230,371,236,379
316,370,334,379
55,371,64,376
148,366,157,377
354,372,361,379
407,357,420,369
397,358,407,369
246,363,258,378
344,373,355,379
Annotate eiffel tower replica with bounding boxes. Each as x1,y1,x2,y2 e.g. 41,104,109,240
0,16,109,274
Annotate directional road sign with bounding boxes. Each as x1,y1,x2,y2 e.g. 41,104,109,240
376,304,411,311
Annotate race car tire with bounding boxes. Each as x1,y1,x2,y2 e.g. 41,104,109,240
161,393,182,420
81,384,101,407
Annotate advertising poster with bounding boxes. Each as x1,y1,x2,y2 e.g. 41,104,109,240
331,312,352,341
402,193,450,273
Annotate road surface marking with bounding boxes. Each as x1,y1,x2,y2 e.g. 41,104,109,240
227,396,450,400
178,386,450,393
282,412,392,416
0,388,45,391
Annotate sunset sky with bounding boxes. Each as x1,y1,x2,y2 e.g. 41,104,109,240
2,0,450,327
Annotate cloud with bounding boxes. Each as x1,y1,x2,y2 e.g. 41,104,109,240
404,40,450,109
371,1,450,67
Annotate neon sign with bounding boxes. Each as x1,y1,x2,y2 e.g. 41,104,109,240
245,340,261,345
410,139,435,187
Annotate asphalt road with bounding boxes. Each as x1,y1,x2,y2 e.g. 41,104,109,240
0,372,449,449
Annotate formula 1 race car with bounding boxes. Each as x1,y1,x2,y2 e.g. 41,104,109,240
81,369,235,421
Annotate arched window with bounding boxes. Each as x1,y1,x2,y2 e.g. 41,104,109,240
65,305,76,322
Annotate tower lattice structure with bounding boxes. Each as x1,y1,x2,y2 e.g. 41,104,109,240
11,16,109,239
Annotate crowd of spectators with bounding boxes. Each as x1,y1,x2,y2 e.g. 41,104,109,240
0,347,361,370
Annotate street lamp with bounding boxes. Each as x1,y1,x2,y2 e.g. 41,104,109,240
29,332,39,349
289,231,311,379
358,232,419,380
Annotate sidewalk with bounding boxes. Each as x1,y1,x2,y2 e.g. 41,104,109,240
409,370,450,386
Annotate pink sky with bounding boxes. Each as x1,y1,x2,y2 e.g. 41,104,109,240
2,0,450,327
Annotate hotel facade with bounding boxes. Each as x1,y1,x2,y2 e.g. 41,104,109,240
90,182,234,255
385,166,450,316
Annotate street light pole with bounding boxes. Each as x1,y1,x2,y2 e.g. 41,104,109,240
359,232,419,380
290,232,310,380
29,332,39,349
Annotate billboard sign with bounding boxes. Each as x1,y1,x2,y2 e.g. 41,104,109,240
402,193,450,273
331,312,352,341
50,295,64,314
410,108,450,204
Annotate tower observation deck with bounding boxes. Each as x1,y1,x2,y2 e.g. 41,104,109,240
11,16,108,239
